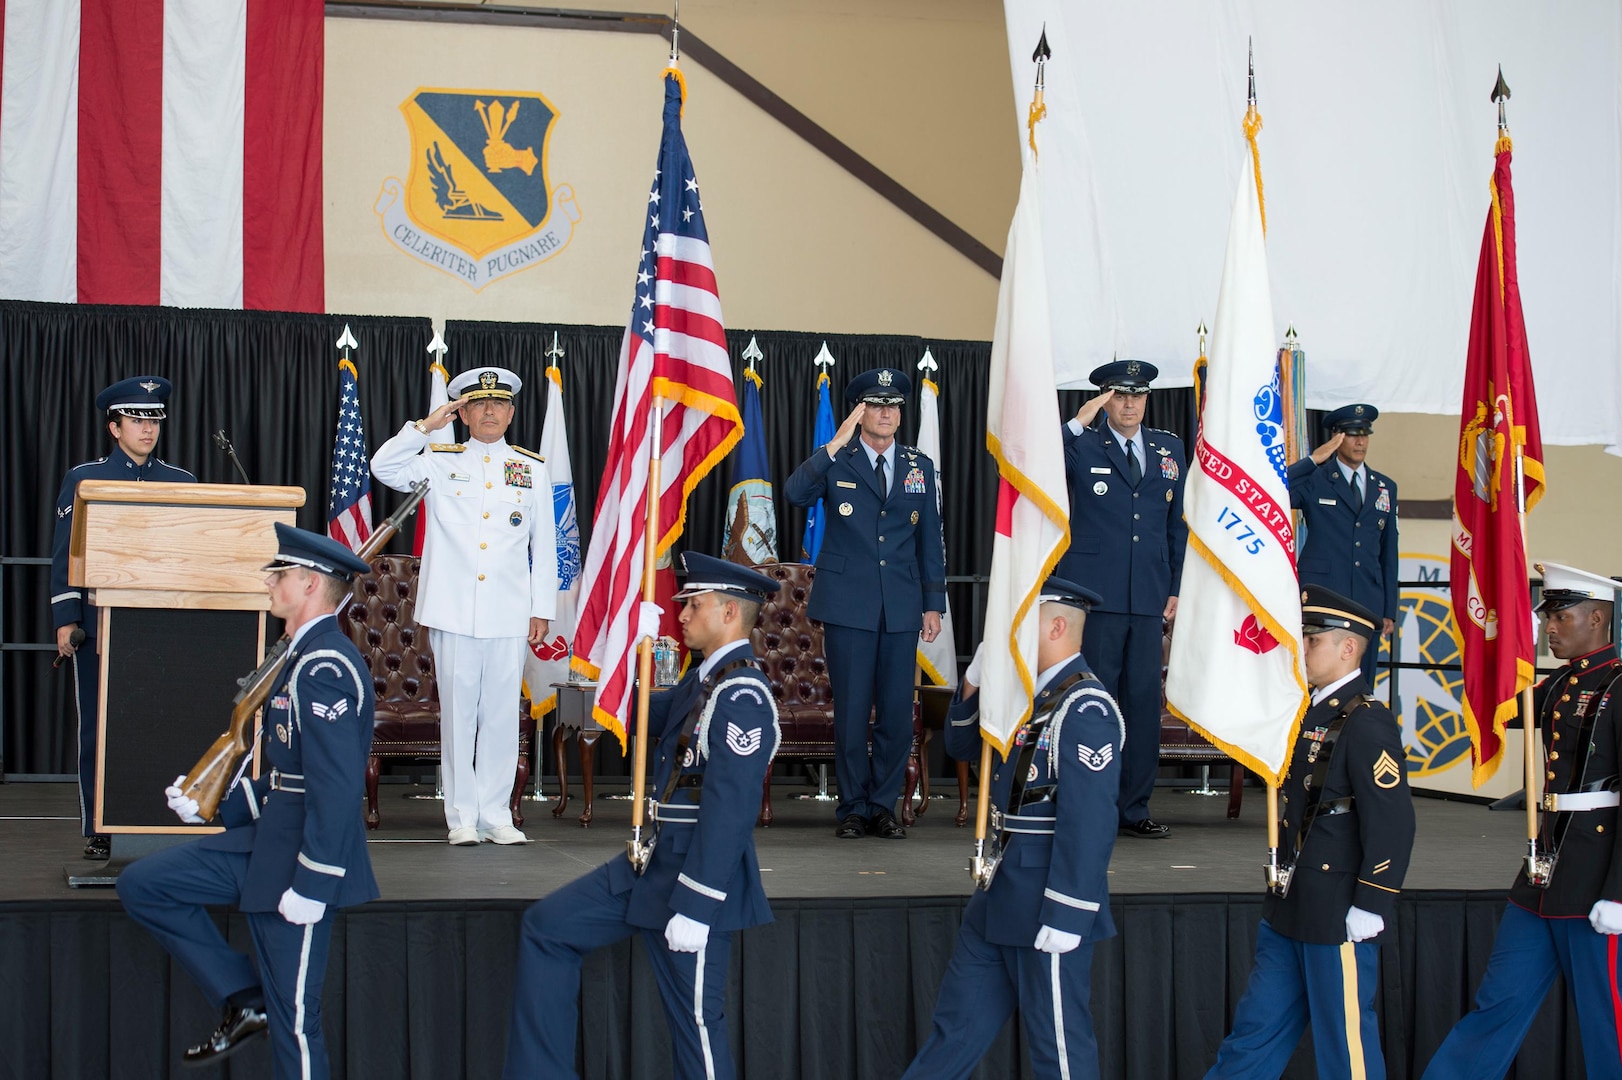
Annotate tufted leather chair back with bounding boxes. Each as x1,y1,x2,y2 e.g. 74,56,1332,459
343,554,437,705
749,562,835,753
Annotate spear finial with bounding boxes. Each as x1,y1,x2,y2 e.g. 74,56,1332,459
1247,37,1257,108
1197,321,1208,356
917,348,938,375
1492,65,1511,134
813,341,836,373
742,335,764,375
1028,27,1051,157
545,331,564,371
336,324,358,358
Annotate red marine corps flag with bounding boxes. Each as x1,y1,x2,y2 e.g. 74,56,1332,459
1450,74,1545,786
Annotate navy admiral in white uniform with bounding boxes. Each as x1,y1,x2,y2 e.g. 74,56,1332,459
784,367,947,840
1205,586,1414,1080
1057,360,1186,839
1287,404,1398,688
1423,564,1622,1080
51,375,195,860
117,524,378,1077
371,366,557,845
503,554,780,1080
901,577,1124,1080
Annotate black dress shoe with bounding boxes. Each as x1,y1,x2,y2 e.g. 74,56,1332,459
867,809,907,840
182,1005,269,1067
82,835,110,861
835,815,867,839
1118,818,1171,839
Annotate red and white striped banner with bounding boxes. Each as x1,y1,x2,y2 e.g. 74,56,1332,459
0,0,323,310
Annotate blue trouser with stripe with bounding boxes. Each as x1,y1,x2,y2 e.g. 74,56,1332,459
72,645,100,836
117,841,334,1080
503,861,735,1080
1080,610,1164,826
823,621,917,822
900,916,1098,1080
1205,920,1383,1080
1422,901,1622,1080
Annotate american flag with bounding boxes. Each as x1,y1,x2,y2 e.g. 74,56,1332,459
572,69,743,748
327,358,373,551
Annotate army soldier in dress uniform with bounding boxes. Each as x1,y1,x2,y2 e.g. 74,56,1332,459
901,577,1124,1080
50,375,196,860
502,554,780,1080
117,525,378,1078
1057,360,1186,839
371,366,557,846
1423,564,1622,1080
1205,585,1414,1080
1287,404,1398,688
784,367,946,841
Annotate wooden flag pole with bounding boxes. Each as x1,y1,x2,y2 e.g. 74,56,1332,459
1514,441,1541,877
627,400,666,871
970,741,994,885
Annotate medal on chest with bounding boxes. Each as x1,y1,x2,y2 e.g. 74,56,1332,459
904,466,926,494
504,460,533,488
1304,726,1327,765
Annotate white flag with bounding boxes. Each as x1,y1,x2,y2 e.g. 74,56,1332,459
979,152,1071,754
1164,123,1307,785
914,358,958,688
523,366,581,719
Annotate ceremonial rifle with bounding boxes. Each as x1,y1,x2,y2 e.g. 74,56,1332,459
178,480,428,821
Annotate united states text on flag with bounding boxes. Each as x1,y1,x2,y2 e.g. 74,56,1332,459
327,357,373,551
1164,108,1307,786
571,69,743,748
915,355,958,688
523,364,582,719
1450,129,1545,785
0,0,324,310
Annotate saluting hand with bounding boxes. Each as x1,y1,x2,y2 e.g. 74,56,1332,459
418,398,463,434
1075,390,1114,429
825,403,866,457
1307,432,1345,465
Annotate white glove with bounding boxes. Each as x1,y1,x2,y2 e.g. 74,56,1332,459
637,601,664,647
964,643,985,690
1345,905,1384,943
1590,900,1622,935
1033,925,1082,954
165,774,204,824
665,912,710,953
278,888,327,926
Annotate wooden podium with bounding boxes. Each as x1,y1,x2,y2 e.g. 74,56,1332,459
69,481,304,836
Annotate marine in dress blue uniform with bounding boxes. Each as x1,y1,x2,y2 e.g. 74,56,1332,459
116,525,378,1077
1286,404,1398,688
1206,586,1415,1080
503,554,781,1080
50,376,195,859
784,368,947,839
902,578,1124,1080
1057,360,1186,838
1423,564,1622,1080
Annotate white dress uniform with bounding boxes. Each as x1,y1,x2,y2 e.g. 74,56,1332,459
371,369,558,838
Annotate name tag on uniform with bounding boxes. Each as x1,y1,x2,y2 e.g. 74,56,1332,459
836,480,858,488
448,471,471,482
1319,498,1336,505
1090,467,1111,475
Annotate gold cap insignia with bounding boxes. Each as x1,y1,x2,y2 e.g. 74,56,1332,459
480,370,499,390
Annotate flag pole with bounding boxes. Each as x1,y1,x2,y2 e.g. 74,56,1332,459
628,398,665,870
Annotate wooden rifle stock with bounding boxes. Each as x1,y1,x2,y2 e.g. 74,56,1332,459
179,481,428,820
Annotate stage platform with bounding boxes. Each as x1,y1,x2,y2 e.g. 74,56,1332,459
0,781,1589,1079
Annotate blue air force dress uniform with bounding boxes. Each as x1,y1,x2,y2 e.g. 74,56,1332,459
902,578,1124,1080
50,376,195,849
783,367,948,832
1206,587,1415,1080
1286,404,1398,687
1423,564,1622,1080
503,555,780,1080
116,526,378,1079
370,366,558,840
1056,360,1186,835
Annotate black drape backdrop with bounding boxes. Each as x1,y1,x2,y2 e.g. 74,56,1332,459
3,300,1199,774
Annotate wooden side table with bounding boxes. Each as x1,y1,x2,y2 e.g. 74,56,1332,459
549,682,604,827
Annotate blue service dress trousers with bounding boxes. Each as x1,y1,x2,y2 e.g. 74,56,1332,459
71,644,100,836
502,860,735,1080
1079,609,1163,826
822,619,917,822
1422,902,1622,1080
117,841,336,1080
1204,921,1384,1080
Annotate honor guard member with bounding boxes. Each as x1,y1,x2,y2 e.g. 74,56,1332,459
370,366,557,846
117,525,377,1077
784,367,946,840
503,554,780,1080
1423,564,1622,1080
901,578,1123,1080
51,375,195,860
1287,404,1398,688
1057,360,1187,839
1205,586,1415,1080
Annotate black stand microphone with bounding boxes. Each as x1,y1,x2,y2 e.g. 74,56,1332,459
53,628,86,669
213,430,252,484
